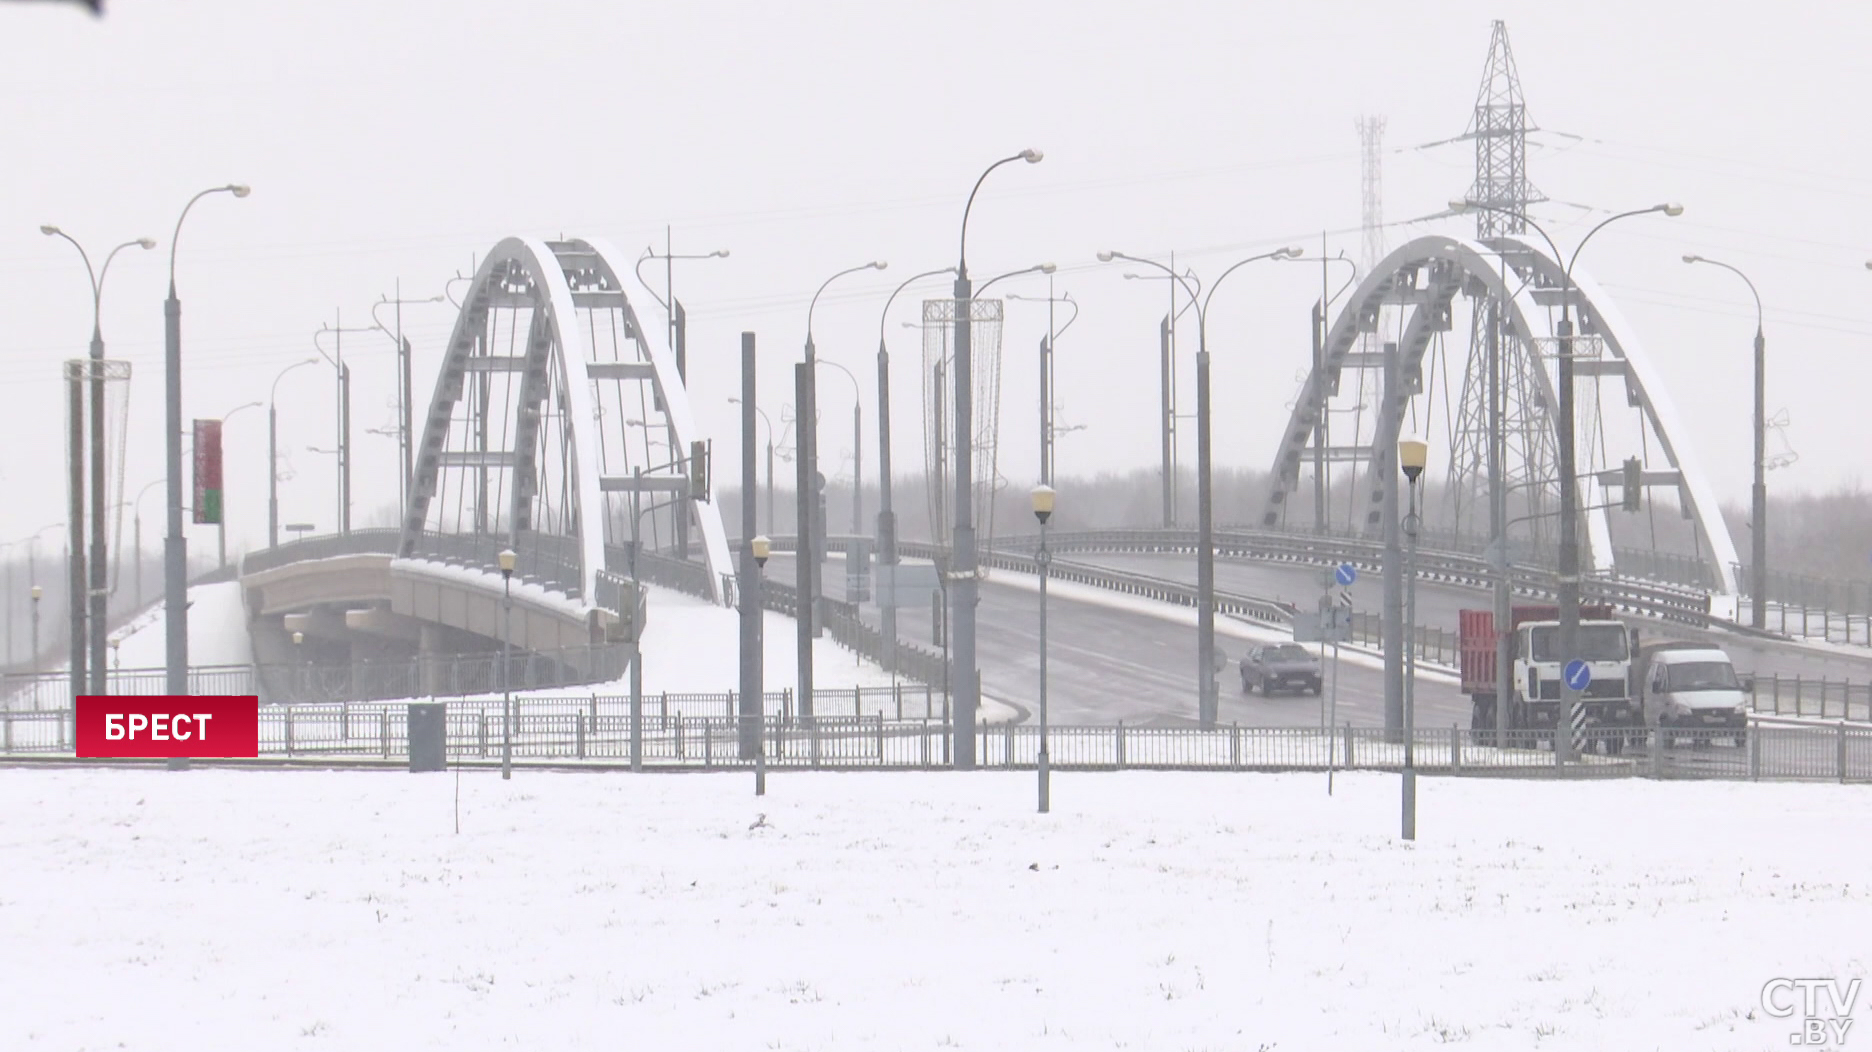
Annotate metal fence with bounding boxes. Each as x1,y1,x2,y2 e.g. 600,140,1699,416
1747,674,1872,722
5,704,1867,782
0,644,637,711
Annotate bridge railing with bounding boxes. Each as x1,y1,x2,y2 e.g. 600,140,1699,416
240,529,402,575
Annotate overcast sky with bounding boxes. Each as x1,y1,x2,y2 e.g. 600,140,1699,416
2,0,1868,557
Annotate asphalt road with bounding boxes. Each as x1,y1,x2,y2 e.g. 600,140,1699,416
765,553,1473,729
1065,551,1872,686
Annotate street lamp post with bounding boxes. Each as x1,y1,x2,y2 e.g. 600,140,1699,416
952,149,1043,770
639,238,729,560
41,226,156,697
727,398,775,534
130,480,163,610
1399,434,1428,841
269,358,320,549
1031,483,1055,813
1099,245,1303,728
313,318,385,536
1122,267,1201,527
1007,285,1082,486
876,267,956,675
499,547,516,780
30,584,42,673
163,183,250,699
1451,199,1681,762
371,290,446,516
1683,255,1767,628
803,260,888,640
215,401,263,569
817,359,865,545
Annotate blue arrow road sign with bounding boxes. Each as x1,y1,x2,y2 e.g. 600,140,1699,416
1335,563,1357,587
1564,660,1592,691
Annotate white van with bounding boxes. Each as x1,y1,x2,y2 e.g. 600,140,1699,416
1643,646,1749,746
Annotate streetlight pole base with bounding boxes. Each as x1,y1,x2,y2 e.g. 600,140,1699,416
1401,764,1416,841
1037,746,1050,814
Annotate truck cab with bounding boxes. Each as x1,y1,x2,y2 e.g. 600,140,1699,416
1643,646,1748,747
1511,618,1642,748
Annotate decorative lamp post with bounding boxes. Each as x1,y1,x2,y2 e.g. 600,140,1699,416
1031,483,1055,814
499,547,516,781
1398,433,1428,841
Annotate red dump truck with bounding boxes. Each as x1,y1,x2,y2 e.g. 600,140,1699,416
1459,603,1644,751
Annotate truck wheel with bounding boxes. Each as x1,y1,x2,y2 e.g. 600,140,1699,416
1605,735,1624,756
1310,681,1322,696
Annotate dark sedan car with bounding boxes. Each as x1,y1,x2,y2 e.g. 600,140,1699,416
1241,643,1323,696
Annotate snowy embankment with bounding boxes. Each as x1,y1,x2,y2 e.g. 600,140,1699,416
95,580,253,669
3,769,1867,1050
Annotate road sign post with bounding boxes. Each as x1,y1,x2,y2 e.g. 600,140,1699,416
1563,660,1592,758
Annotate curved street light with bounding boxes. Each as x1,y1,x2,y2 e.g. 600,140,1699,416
372,291,447,513
948,149,1042,770
798,259,887,650
874,266,957,659
1099,245,1304,727
41,226,155,697
163,182,249,700
1009,286,1082,486
1683,253,1767,631
269,358,320,548
1449,197,1681,762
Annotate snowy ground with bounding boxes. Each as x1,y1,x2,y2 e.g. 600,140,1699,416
4,769,1868,1051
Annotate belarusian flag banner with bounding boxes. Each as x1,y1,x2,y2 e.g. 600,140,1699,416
193,419,223,525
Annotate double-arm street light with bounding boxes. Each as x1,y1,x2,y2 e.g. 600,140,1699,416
41,226,155,696
1123,266,1201,527
164,183,250,697
371,290,446,515
1450,198,1682,762
1098,245,1303,728
1682,255,1767,630
950,148,1043,770
313,317,386,536
270,358,320,548
1007,284,1081,486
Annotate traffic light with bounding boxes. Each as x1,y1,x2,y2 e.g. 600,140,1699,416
1621,457,1642,512
689,440,709,501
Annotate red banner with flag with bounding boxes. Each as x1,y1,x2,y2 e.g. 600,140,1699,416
193,419,223,525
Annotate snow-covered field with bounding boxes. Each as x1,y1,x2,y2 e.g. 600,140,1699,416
4,769,1867,1051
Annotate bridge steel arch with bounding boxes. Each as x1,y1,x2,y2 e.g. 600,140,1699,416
1259,233,1738,599
401,236,733,605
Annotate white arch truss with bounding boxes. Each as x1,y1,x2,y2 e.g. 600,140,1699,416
1260,233,1738,598
401,236,733,605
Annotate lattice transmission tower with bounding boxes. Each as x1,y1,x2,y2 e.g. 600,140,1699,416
1445,19,1559,547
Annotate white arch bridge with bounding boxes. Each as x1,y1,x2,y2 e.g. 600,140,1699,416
240,232,1753,704
240,236,736,702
